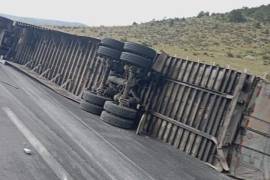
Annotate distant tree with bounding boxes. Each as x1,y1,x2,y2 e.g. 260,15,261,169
253,9,270,23
250,4,270,23
205,12,210,16
168,19,174,27
197,11,204,18
197,11,210,18
132,22,138,26
228,10,247,23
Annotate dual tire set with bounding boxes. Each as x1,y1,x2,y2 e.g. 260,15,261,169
97,39,156,69
97,38,124,60
81,90,139,129
101,101,138,129
120,42,156,69
80,38,124,116
80,91,110,115
80,38,156,129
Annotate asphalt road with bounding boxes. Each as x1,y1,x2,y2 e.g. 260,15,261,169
0,63,231,180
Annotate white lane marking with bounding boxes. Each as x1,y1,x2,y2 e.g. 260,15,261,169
2,107,73,180
0,69,154,180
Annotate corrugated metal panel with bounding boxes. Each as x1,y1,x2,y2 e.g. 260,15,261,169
140,54,257,166
230,80,270,180
12,26,100,96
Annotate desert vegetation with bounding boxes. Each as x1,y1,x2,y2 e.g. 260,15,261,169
55,5,270,76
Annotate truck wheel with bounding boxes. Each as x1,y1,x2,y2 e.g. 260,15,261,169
120,52,152,68
123,42,156,59
100,111,135,129
100,38,124,50
80,100,103,115
103,101,137,120
97,46,121,60
82,91,111,106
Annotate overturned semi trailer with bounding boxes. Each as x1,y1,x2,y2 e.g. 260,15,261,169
0,17,15,58
0,16,269,180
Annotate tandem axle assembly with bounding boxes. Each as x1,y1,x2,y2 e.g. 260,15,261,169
80,38,156,129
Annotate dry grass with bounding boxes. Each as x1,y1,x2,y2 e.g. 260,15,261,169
55,15,270,76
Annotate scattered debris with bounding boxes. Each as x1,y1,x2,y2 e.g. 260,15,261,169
23,148,32,155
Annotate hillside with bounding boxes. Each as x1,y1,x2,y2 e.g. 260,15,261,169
0,13,86,27
56,5,270,76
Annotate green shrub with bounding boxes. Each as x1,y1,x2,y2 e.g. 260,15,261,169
263,29,269,34
262,54,270,60
263,60,270,65
253,22,262,29
266,73,270,81
226,52,234,57
197,11,210,18
203,52,209,56
236,54,242,58
228,10,247,23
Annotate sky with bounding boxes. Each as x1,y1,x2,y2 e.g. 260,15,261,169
0,0,270,26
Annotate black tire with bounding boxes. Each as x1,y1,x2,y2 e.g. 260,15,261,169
80,100,103,115
123,42,156,59
100,38,124,50
104,101,137,120
120,52,152,68
97,46,121,60
82,91,111,106
100,111,135,129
